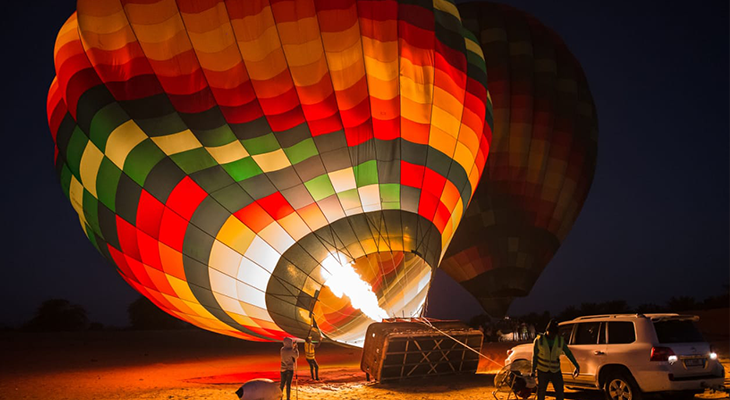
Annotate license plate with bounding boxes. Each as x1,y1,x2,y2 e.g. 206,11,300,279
684,358,705,368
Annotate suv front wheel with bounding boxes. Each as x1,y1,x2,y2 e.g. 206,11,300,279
604,371,642,400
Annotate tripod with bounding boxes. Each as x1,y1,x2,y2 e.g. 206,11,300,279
293,354,299,400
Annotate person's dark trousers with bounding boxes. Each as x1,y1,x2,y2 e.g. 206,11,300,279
280,370,294,400
307,358,319,380
537,370,564,400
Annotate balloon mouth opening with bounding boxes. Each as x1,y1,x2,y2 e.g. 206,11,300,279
321,252,390,321
313,251,433,347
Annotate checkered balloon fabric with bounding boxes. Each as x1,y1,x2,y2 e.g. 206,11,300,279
47,0,492,345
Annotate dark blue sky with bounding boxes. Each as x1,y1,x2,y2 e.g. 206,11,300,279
1,0,727,327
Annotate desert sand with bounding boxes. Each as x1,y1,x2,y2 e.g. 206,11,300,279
1,327,727,400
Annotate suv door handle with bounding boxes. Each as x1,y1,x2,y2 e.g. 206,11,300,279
594,350,605,355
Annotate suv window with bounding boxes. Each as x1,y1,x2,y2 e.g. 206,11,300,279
598,322,606,344
574,322,601,345
608,322,636,344
559,324,573,343
653,320,704,343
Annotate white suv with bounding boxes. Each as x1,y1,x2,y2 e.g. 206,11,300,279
504,314,725,400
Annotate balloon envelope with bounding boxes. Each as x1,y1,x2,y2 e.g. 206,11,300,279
47,0,492,345
440,2,598,317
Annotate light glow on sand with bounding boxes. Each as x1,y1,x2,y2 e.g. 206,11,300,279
321,253,390,322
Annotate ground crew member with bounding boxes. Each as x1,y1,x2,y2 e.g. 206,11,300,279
531,319,580,400
280,337,299,400
304,336,320,380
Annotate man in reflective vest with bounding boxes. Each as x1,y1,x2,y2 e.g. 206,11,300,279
304,336,320,380
531,319,580,400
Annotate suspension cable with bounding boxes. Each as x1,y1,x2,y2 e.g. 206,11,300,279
416,318,505,368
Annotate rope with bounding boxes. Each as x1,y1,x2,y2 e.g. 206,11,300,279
417,318,505,368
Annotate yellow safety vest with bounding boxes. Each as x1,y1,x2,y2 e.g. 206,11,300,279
304,342,316,360
535,335,564,373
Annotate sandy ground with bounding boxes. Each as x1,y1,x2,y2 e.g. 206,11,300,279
1,329,727,400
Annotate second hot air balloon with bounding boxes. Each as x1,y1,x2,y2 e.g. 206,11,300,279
440,2,598,317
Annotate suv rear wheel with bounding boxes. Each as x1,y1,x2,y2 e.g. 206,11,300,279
604,371,642,400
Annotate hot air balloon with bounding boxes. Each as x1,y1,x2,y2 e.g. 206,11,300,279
439,2,598,317
47,0,492,345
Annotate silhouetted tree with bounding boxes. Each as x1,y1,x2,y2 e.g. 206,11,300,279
700,285,729,310
601,300,632,314
89,322,105,331
577,302,598,315
468,313,491,330
539,311,552,328
499,288,729,332
515,311,551,332
557,305,579,321
23,299,89,332
666,296,699,311
128,296,186,330
635,303,665,314
519,312,540,327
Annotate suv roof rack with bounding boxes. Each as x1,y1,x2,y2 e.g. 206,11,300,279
648,314,698,322
572,314,633,320
570,313,679,321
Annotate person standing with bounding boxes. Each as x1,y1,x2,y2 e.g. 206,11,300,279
304,336,320,380
531,320,580,400
280,337,299,400
485,325,494,342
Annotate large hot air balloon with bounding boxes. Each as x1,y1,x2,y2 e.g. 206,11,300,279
47,0,492,345
439,2,598,317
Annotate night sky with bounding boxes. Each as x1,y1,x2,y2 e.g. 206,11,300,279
2,0,727,328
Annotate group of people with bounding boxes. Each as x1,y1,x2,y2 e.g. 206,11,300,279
278,336,320,400
480,319,537,342
275,320,578,400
